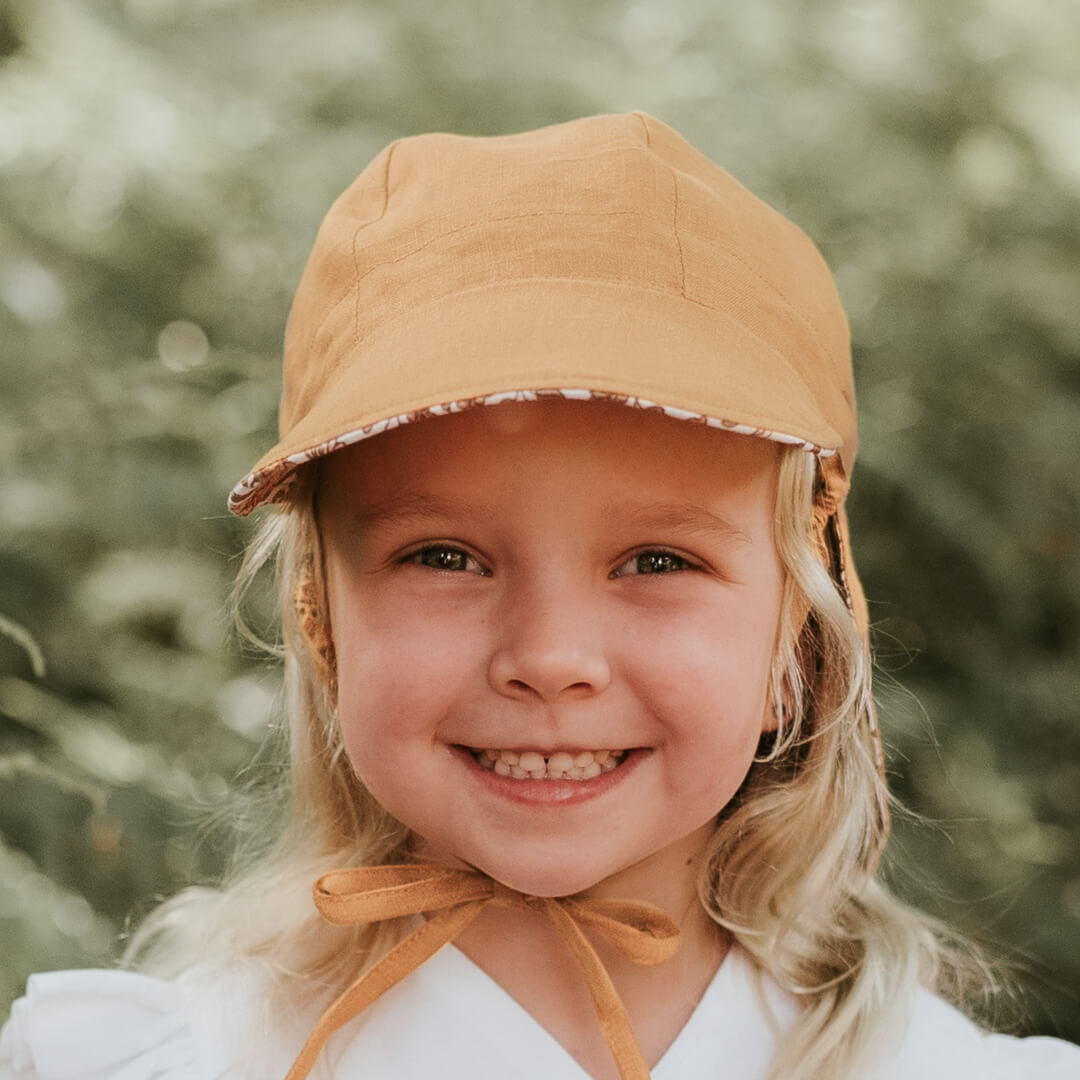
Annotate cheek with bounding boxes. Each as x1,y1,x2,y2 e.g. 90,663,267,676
657,672,768,818
631,603,776,709
332,604,483,754
627,599,776,795
335,584,446,681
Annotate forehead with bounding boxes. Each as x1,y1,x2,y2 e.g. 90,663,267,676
318,399,782,515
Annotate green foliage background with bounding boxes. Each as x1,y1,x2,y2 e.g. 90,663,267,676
1,0,1078,1040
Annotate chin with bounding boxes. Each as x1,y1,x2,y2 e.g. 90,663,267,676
474,856,615,899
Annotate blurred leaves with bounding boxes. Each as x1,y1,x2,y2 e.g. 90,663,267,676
1,0,1077,1040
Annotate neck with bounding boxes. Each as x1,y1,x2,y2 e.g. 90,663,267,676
444,824,729,1079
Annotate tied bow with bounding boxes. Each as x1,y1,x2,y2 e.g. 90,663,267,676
284,864,681,1080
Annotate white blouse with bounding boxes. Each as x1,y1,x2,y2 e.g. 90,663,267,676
2,945,1078,1079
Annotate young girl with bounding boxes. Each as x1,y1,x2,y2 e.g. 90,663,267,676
2,112,1077,1080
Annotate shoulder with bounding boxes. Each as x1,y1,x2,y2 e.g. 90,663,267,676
0,969,201,1079
727,954,1079,1080
880,986,1080,1080
0,965,305,1080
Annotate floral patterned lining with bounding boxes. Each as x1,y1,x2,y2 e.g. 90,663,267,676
228,387,836,516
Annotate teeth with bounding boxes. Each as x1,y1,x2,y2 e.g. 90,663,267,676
472,748,626,780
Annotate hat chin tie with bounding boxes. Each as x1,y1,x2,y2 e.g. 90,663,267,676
282,864,680,1080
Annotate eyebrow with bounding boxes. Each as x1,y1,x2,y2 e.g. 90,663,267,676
611,502,753,547
349,490,495,532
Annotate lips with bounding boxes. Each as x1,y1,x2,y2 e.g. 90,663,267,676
467,747,627,780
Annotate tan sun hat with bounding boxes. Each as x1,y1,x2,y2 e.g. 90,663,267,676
229,111,856,507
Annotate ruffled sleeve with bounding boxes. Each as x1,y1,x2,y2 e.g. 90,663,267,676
888,988,1080,1079
0,970,203,1080
981,1030,1080,1077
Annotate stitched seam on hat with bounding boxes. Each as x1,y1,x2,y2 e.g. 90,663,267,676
352,228,365,347
351,138,400,347
631,111,838,377
670,169,686,295
632,111,652,147
304,284,358,352
294,144,404,351
634,114,688,294
697,237,841,382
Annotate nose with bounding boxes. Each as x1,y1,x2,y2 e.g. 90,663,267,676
488,590,612,702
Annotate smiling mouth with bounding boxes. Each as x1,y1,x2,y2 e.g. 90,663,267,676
466,747,628,781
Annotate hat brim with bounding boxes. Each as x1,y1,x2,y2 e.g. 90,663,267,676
229,278,845,515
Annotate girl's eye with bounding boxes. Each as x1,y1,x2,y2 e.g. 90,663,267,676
613,550,694,577
406,546,487,575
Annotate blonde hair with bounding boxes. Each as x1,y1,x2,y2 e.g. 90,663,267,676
125,444,993,1079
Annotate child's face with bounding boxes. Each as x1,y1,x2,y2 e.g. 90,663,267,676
319,400,784,898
